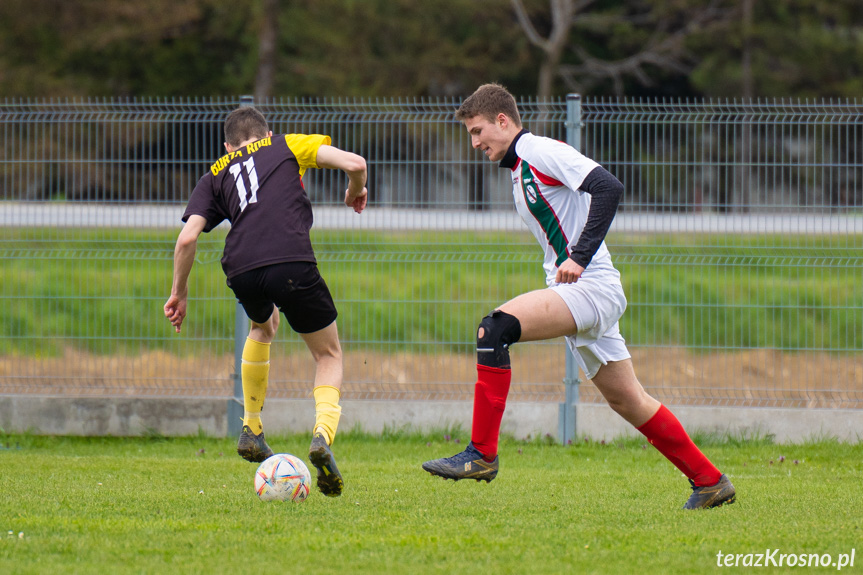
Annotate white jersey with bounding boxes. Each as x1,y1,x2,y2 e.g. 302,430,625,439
508,131,621,286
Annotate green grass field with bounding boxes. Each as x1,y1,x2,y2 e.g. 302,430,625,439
1,228,860,357
2,430,861,574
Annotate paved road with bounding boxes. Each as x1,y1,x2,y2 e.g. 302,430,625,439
2,202,861,234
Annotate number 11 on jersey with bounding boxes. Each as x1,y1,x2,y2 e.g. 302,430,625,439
230,157,260,211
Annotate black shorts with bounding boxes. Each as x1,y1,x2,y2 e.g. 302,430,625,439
226,262,338,334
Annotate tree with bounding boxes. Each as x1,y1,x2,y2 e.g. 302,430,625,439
689,0,863,97
512,0,740,97
1,0,862,99
0,0,257,96
268,0,532,97
254,0,280,101
511,0,578,99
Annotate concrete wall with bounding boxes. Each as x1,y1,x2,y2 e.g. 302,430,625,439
2,395,862,443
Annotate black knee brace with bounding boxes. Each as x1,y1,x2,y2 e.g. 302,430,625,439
476,310,522,369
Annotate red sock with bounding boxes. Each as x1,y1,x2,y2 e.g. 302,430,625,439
470,364,511,460
636,404,721,487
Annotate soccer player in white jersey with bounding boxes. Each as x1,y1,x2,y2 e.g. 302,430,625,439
422,83,736,509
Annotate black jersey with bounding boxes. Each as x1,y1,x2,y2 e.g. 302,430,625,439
183,133,331,278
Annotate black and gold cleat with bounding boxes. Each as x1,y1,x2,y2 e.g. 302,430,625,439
422,442,498,483
236,425,274,463
683,474,736,509
308,432,344,497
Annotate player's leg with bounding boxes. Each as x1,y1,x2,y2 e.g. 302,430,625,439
423,289,575,482
498,288,579,341
235,310,279,462
590,359,735,509
470,289,576,457
299,320,344,446
299,320,345,496
242,310,278,434
226,266,283,463
586,358,658,427
273,261,345,496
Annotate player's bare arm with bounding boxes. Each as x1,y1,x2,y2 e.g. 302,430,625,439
164,215,207,333
315,144,368,213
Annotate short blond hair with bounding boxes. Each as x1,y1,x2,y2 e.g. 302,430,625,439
455,83,522,127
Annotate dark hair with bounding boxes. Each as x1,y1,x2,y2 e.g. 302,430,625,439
224,107,269,147
455,83,521,127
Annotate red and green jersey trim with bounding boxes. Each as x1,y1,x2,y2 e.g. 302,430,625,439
519,159,571,266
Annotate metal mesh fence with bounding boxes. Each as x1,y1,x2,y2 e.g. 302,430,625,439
0,97,860,409
581,99,862,408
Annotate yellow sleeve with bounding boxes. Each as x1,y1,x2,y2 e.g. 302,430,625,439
284,134,331,174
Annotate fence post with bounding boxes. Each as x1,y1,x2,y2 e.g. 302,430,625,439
226,95,256,438
558,93,582,445
558,350,580,445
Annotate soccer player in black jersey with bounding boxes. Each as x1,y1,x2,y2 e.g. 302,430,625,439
165,106,367,497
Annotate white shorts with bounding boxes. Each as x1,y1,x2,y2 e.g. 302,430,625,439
548,278,631,379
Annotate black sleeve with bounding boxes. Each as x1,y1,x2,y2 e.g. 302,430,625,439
182,173,227,233
568,166,623,268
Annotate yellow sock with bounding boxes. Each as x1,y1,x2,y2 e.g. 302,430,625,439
313,385,342,445
242,338,270,435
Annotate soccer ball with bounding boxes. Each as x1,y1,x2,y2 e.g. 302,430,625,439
254,453,312,502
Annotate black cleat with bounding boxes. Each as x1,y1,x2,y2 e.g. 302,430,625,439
683,474,736,509
237,426,274,463
422,442,498,482
308,433,344,497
